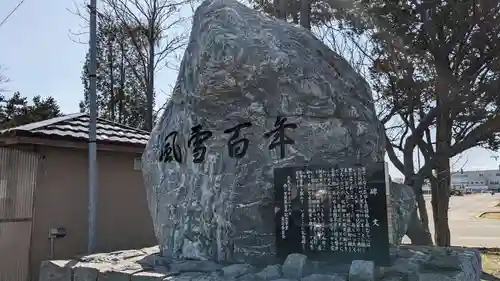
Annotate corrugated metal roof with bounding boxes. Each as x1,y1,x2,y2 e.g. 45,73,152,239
1,113,150,146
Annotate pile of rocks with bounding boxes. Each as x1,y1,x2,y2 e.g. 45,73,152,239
39,245,481,281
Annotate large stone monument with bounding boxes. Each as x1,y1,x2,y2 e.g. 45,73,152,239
37,1,483,281
141,0,408,265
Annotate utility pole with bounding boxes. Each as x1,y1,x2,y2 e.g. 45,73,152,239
88,0,98,254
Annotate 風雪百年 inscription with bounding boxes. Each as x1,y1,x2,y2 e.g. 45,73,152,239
157,117,297,163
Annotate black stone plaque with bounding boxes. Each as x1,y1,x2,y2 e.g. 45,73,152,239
274,162,390,266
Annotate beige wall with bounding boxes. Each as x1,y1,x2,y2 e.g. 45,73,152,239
29,145,156,280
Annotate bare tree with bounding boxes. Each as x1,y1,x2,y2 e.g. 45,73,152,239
316,0,500,247
313,14,439,244
361,0,500,246
100,0,188,131
79,14,151,129
314,23,374,79
71,0,188,131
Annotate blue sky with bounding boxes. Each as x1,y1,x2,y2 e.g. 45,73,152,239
1,0,499,178
0,0,176,111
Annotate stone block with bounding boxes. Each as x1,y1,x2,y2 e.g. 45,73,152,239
456,248,481,281
421,247,481,281
72,263,99,281
256,265,282,280
387,246,482,281
172,260,223,273
238,273,266,281
97,263,144,281
39,260,74,281
131,271,167,281
418,273,453,281
222,264,257,278
282,254,309,279
301,273,345,281
80,249,146,263
349,260,375,281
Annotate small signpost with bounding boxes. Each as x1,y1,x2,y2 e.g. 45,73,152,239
274,162,391,266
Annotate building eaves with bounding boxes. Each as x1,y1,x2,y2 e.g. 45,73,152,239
1,113,150,147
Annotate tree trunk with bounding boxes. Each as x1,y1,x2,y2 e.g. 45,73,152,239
413,178,431,234
431,168,451,246
404,177,433,245
429,174,438,239
416,190,431,234
299,0,311,29
433,67,452,247
406,209,433,245
434,121,452,246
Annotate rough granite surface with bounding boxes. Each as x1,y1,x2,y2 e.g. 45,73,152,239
141,0,418,264
349,260,375,281
141,0,389,264
38,245,482,281
389,182,415,245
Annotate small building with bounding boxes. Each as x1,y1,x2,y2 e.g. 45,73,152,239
0,113,156,281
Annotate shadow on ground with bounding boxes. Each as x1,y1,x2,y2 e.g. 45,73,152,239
482,272,500,281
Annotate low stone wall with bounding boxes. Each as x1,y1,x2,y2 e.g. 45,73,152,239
39,245,481,281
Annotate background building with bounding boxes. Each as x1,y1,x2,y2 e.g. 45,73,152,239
391,166,500,194
451,166,500,192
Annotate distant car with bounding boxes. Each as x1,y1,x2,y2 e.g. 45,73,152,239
450,190,464,196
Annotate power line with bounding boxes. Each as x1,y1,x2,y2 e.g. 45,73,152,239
0,0,27,30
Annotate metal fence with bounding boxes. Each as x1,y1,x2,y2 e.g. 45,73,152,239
0,147,39,281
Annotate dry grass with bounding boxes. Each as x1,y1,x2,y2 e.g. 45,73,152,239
479,212,500,220
480,249,500,281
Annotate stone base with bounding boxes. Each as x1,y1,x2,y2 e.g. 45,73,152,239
39,245,481,281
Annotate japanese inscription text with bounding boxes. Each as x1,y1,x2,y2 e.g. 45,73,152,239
156,117,297,163
274,163,390,265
